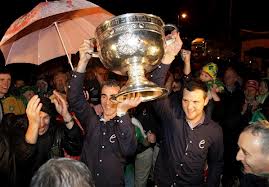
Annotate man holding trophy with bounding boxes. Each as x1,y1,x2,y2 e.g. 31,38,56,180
67,13,184,186
67,12,222,187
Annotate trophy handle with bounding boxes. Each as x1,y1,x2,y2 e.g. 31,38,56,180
164,24,178,32
164,24,178,45
87,38,99,58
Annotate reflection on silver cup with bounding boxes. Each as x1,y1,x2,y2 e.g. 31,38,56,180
94,13,175,102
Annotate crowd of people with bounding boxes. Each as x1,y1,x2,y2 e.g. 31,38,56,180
0,30,269,187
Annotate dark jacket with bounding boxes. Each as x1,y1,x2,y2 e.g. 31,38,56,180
15,117,82,187
0,132,16,187
151,64,224,187
68,72,137,187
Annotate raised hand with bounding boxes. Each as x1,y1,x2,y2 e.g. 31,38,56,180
181,49,191,63
25,95,43,144
51,90,69,117
26,95,42,128
77,39,95,73
117,93,142,115
51,90,73,126
162,30,183,64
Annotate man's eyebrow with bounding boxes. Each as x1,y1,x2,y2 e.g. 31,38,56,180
241,147,250,156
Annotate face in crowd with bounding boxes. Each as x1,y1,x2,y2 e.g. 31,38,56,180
53,72,68,94
182,88,208,124
0,73,11,98
259,80,269,95
237,128,269,176
100,85,120,120
224,68,238,87
199,71,213,82
38,111,51,135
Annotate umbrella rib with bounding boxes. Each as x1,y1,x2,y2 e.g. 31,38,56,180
77,17,95,35
54,22,74,70
5,38,17,64
37,27,42,65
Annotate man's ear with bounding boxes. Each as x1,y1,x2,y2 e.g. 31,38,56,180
204,94,209,106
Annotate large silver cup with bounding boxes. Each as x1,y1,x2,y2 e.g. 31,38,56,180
94,13,176,102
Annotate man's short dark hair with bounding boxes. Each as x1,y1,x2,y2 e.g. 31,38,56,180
0,67,11,75
243,120,269,155
101,79,120,90
184,79,208,97
30,158,95,187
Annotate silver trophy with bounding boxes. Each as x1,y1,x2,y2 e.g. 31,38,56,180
93,13,177,102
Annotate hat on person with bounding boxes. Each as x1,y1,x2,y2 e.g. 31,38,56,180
245,80,259,90
202,62,218,79
40,96,56,117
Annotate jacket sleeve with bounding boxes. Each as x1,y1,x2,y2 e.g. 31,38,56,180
114,114,137,157
62,121,83,156
67,72,99,134
150,64,170,87
206,125,224,187
14,136,36,162
149,64,184,125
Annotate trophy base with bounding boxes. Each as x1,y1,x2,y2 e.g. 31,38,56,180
113,82,169,103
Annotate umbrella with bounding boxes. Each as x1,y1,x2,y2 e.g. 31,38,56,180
0,0,113,70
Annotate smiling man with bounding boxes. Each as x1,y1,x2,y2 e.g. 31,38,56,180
68,39,142,187
0,68,12,122
150,31,223,187
237,120,269,176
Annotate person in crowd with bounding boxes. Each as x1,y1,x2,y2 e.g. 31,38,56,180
236,120,269,186
199,62,224,118
211,66,245,186
0,68,12,123
15,90,83,186
0,68,25,120
257,79,269,105
9,78,25,97
50,71,69,99
19,85,36,107
241,79,261,126
123,110,158,187
0,114,18,187
241,80,259,115
84,59,109,105
30,158,95,187
67,39,142,186
150,31,223,186
249,79,269,123
35,77,49,97
131,103,159,187
200,62,224,99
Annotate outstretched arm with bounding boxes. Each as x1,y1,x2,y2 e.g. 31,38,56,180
68,40,99,134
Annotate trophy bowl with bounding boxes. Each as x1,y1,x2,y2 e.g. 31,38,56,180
95,13,173,102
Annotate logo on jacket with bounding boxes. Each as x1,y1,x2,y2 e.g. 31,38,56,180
109,134,116,143
199,140,205,149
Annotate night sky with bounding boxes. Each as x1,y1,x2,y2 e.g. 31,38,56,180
0,0,267,77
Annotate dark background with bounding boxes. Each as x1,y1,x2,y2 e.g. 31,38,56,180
0,0,267,80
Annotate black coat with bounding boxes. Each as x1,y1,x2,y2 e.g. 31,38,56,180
15,118,82,187
68,72,137,187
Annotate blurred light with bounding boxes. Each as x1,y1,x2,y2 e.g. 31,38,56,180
217,57,220,59
181,13,187,19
